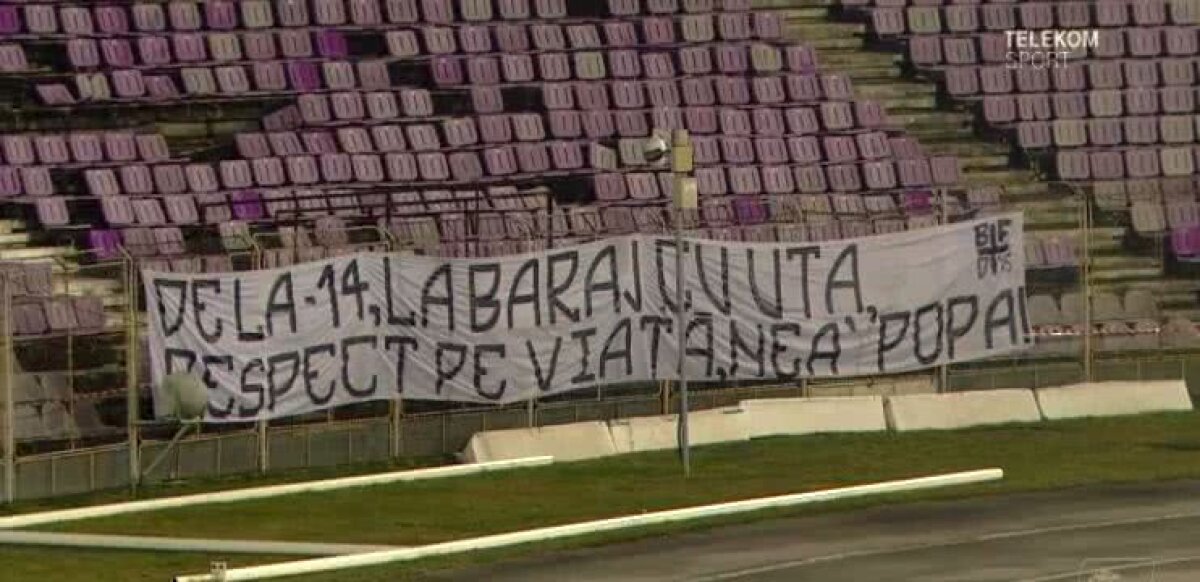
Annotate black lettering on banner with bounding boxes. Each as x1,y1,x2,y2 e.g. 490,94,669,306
383,336,418,394
192,279,223,343
473,344,507,400
639,315,672,378
341,335,378,398
695,243,731,316
469,262,501,333
269,351,301,411
946,296,979,360
234,279,264,341
876,311,910,372
154,279,188,337
1017,287,1032,343
265,273,297,336
984,289,1017,349
316,264,341,328
685,315,715,377
571,328,597,384
435,342,468,394
913,302,944,365
508,258,541,328
239,359,265,418
201,355,234,419
547,251,580,324
808,322,841,375
301,344,335,406
421,265,455,331
784,246,820,318
748,248,783,319
526,337,561,392
770,323,802,379
341,259,369,322
383,257,416,326
598,317,632,379
654,239,686,314
622,240,643,312
825,245,864,316
729,321,766,378
164,347,197,375
584,244,619,317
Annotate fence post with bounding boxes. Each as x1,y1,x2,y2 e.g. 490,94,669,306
3,275,14,503
123,253,141,491
1079,185,1094,382
257,420,268,474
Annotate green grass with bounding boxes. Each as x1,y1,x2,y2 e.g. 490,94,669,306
12,412,1200,581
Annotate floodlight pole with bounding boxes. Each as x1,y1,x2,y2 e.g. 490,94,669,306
670,129,696,478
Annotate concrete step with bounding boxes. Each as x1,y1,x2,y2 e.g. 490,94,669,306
1089,267,1164,283
1091,255,1161,271
841,64,902,81
816,50,903,69
1163,307,1200,321
783,21,864,38
890,109,973,129
922,140,1010,157
959,153,1012,171
880,95,936,110
803,36,865,50
0,245,72,261
962,169,1039,186
855,81,935,100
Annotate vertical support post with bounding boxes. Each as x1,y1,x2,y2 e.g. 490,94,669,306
123,252,141,492
526,393,535,428
390,399,403,459
936,188,951,392
1079,185,1093,382
670,128,696,478
3,274,14,503
257,420,268,474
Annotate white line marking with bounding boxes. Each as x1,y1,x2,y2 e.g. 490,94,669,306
694,510,1200,581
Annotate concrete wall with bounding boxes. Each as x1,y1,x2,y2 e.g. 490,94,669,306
1035,380,1194,420
461,421,617,464
741,396,887,438
885,390,1041,431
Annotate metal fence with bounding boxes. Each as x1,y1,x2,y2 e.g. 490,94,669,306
4,187,1199,503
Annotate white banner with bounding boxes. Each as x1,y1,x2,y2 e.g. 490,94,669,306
145,214,1028,422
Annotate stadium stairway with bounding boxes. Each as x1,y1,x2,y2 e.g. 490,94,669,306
761,0,1200,323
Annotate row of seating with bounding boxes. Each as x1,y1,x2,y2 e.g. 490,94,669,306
944,60,1200,98
865,0,1196,36
981,89,1200,125
11,295,107,337
1055,146,1200,180
909,29,1199,66
1016,116,1200,150
0,0,752,40
0,132,171,168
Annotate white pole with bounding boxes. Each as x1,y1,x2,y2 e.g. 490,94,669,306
0,456,553,530
671,129,695,478
173,468,1004,582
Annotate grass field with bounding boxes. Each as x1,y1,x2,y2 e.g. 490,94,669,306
9,411,1200,581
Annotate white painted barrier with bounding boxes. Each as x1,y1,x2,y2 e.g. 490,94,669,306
608,415,678,454
173,468,1004,582
0,457,553,530
740,396,887,438
609,406,750,454
462,422,617,463
1035,380,1194,420
885,389,1042,431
